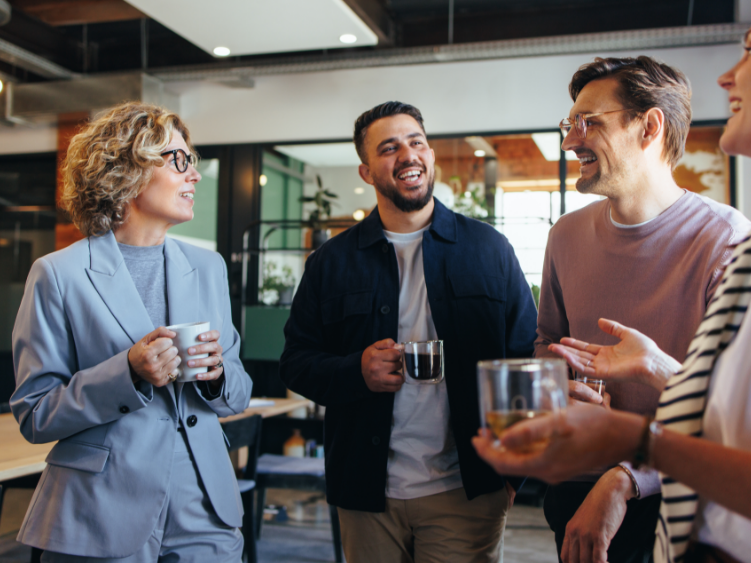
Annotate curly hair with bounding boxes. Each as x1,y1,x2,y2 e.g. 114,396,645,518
61,102,196,237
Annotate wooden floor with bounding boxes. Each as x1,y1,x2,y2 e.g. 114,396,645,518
0,488,558,562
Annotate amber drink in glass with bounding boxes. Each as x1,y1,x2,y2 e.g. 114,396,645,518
478,359,567,453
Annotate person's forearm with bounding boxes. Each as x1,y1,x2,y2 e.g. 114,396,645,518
643,351,682,391
604,411,751,518
652,430,751,519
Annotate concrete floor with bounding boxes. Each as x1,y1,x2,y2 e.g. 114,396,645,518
0,487,558,562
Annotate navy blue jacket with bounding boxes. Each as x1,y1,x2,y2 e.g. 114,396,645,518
280,199,538,512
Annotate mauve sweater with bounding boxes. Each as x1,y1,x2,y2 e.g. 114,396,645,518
535,190,751,496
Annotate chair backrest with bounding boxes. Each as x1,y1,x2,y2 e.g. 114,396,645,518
0,402,10,414
222,414,263,480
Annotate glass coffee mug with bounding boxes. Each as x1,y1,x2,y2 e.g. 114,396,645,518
478,359,568,453
400,340,444,385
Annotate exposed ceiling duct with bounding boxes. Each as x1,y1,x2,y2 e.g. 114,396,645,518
151,23,748,82
4,73,178,124
0,35,78,80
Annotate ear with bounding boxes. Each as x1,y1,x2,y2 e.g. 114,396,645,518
358,163,375,186
641,107,665,149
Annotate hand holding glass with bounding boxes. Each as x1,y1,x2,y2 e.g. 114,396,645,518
478,359,568,453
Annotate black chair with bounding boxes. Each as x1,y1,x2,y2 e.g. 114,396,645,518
221,415,263,563
255,454,343,563
0,474,44,563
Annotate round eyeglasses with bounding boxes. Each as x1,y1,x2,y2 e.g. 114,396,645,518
559,109,629,139
160,148,197,173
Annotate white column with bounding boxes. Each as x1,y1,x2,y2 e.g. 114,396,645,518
735,156,751,220
738,0,751,22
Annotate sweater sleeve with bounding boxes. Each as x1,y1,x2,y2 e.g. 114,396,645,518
620,461,662,498
535,229,569,358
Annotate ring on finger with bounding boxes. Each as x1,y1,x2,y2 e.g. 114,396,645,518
215,360,223,370
168,371,178,382
586,359,592,368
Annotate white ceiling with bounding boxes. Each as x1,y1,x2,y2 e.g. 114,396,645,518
275,142,361,167
125,0,378,57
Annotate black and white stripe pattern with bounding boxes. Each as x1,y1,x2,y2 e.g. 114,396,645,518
653,234,751,563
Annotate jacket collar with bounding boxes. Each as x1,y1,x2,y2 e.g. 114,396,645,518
358,197,458,249
86,231,199,339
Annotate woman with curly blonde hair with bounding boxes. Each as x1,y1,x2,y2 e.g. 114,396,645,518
10,102,252,562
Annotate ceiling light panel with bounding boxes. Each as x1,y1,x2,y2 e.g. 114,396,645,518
125,0,378,57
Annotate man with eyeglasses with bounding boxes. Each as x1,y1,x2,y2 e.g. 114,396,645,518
535,56,750,563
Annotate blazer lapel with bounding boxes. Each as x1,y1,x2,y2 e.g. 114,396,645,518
85,231,154,345
164,237,200,327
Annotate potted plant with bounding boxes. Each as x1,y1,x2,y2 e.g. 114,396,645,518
260,261,296,306
300,175,338,249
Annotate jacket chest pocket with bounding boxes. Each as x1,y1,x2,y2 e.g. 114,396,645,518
321,290,373,325
449,274,506,302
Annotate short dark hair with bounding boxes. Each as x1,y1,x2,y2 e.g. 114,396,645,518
353,101,426,162
569,56,691,169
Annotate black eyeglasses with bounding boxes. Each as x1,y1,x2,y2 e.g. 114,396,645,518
160,149,197,173
559,109,629,139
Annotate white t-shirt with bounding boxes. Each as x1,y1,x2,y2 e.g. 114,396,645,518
696,308,751,561
383,226,462,500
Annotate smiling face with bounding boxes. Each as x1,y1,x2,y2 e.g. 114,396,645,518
126,131,201,231
718,33,751,157
358,113,435,213
561,77,644,197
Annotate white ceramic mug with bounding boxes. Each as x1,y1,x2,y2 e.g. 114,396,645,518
166,321,211,382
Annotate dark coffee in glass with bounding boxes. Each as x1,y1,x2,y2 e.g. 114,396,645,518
400,340,444,385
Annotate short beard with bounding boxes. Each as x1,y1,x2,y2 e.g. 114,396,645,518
374,170,435,213
575,169,600,194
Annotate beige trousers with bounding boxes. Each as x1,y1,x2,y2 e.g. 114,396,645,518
337,486,510,563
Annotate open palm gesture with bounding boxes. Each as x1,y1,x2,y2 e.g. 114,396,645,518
549,318,681,391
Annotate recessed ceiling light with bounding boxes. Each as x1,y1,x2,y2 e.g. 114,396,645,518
259,174,268,186
474,150,486,157
213,46,231,57
353,209,366,221
354,187,365,194
339,34,357,44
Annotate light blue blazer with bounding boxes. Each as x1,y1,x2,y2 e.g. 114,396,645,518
10,231,253,558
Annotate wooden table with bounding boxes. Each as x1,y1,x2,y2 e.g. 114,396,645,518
219,397,313,423
0,398,312,483
0,413,54,482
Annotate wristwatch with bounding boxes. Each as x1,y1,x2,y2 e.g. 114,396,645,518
633,417,663,469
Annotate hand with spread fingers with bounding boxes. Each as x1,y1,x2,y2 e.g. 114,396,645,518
188,329,225,386
549,318,681,391
361,338,404,393
127,327,181,387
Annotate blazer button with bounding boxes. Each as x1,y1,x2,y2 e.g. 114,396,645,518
380,305,390,315
187,415,198,427
119,405,129,414
372,436,380,445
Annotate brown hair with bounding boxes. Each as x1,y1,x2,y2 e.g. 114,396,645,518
61,102,195,236
569,56,691,169
353,101,426,163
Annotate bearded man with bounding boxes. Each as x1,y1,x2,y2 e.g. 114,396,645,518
280,101,538,563
535,56,751,563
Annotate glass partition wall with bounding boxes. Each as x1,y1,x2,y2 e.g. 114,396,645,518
254,124,732,297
